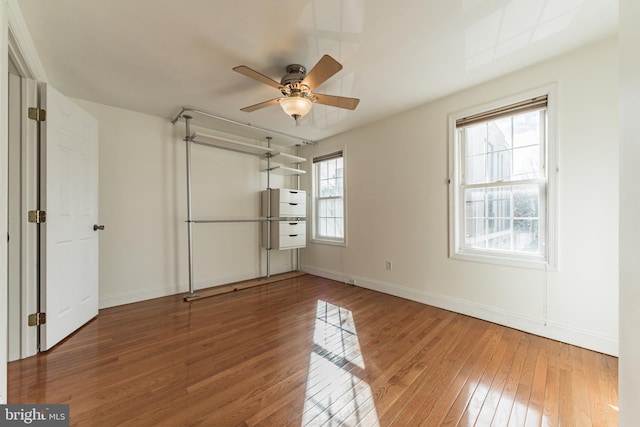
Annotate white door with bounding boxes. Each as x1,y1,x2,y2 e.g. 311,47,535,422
40,84,99,351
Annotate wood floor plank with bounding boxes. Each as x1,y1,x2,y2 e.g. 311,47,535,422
523,338,549,427
542,339,561,427
596,352,620,426
507,335,540,427
582,349,610,427
490,334,531,427
557,343,576,426
7,274,618,426
456,327,517,426
570,345,593,426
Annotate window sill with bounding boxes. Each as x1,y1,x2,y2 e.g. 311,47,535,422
451,250,553,271
310,237,347,247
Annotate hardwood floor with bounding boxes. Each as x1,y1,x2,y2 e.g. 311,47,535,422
8,274,618,426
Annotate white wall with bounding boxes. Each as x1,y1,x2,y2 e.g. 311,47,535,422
73,100,299,308
619,0,640,423
301,38,619,356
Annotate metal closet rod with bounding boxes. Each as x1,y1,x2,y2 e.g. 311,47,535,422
189,219,267,224
171,107,315,145
187,218,303,224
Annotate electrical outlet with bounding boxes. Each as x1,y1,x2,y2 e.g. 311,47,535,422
386,261,392,271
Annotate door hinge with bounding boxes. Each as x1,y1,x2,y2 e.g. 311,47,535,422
28,312,46,327
28,107,46,122
28,210,46,223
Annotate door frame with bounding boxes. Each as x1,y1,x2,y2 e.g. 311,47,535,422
1,0,48,402
7,71,38,361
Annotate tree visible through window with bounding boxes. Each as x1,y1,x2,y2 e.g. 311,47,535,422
313,151,345,242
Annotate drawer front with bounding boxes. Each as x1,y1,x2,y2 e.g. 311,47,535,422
277,202,306,217
277,221,306,235
276,189,306,204
275,233,306,249
261,222,307,249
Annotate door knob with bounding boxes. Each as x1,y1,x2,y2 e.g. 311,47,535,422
93,224,105,231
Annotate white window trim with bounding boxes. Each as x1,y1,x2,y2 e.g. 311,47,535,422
448,85,558,270
310,146,348,246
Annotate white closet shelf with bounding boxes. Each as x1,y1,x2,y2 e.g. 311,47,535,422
190,132,273,156
267,152,306,164
262,166,307,175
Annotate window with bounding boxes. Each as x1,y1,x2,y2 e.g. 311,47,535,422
449,90,556,268
312,150,345,244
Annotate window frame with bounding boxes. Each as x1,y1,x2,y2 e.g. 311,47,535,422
311,148,347,246
448,86,558,270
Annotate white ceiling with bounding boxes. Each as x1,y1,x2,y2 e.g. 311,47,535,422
17,0,617,143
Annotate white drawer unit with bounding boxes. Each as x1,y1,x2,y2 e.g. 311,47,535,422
262,221,307,250
261,188,306,218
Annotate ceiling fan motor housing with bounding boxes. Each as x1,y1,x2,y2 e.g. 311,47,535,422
281,64,307,86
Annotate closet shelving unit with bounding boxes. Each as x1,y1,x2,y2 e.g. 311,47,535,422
171,107,311,300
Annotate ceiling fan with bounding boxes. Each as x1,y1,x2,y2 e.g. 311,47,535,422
233,55,360,124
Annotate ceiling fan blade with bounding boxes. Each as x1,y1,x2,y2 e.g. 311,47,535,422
312,93,360,110
240,98,281,112
233,65,283,90
301,55,343,91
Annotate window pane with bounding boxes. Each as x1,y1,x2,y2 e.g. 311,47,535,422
492,117,512,148
326,198,335,217
488,149,512,182
465,154,486,184
488,120,511,151
335,198,344,218
487,187,510,218
514,219,539,252
465,188,486,218
465,219,486,248
318,218,327,236
513,145,540,179
327,159,337,180
331,178,341,197
319,179,330,197
513,185,539,218
336,158,344,178
513,111,540,148
320,162,328,180
335,218,344,238
465,124,487,156
327,217,336,237
318,199,327,217
487,219,511,250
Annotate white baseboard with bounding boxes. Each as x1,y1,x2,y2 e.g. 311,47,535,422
99,284,184,309
98,271,265,309
301,265,618,356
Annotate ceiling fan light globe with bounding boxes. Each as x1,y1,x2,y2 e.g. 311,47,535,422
279,97,313,119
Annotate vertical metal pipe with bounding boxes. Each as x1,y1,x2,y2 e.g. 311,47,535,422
184,115,197,298
295,144,301,272
266,137,272,278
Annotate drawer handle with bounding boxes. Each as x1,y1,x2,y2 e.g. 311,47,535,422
289,203,298,206
289,234,299,237
289,191,299,194
288,222,298,225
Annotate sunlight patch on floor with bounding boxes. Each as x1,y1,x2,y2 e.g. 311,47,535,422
302,300,379,426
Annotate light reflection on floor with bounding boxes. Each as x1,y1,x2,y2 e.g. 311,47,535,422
302,300,380,426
